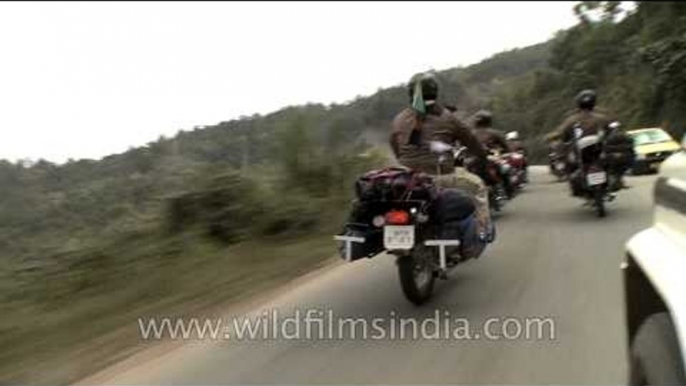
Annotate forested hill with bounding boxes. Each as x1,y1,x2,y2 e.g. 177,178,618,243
3,2,686,263
3,40,553,171
0,38,554,259
493,1,686,153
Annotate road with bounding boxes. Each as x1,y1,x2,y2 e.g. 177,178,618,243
83,167,658,385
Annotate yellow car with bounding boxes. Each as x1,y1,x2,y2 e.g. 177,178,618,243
628,127,682,174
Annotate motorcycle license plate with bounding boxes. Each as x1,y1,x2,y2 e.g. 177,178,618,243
384,226,415,250
587,171,607,186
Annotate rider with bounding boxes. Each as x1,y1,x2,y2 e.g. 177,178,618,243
390,72,495,244
546,89,625,192
505,131,529,183
470,109,515,195
471,110,510,154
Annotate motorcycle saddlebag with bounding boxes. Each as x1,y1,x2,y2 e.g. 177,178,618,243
604,132,636,172
336,223,383,261
432,188,476,223
437,214,486,261
433,188,482,259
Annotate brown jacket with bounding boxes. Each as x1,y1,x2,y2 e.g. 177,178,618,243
550,109,613,143
390,105,487,174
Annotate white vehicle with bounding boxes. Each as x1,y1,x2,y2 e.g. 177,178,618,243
624,135,686,385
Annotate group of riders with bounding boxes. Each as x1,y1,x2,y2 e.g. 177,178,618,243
337,71,635,303
388,72,635,239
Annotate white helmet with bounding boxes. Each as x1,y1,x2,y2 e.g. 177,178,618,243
506,131,520,141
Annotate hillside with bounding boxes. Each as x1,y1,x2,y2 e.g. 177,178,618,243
0,38,554,263
0,36,554,384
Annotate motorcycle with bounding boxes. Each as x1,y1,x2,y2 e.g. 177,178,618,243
566,125,619,218
454,145,508,214
549,142,567,182
495,149,527,198
504,132,529,185
335,141,491,305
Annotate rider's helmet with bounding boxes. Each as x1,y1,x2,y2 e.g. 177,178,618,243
575,89,597,110
407,73,439,113
473,110,493,128
505,131,520,141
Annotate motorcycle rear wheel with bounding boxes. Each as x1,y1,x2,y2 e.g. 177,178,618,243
397,254,435,305
594,189,606,218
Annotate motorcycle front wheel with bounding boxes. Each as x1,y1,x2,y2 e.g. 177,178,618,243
397,254,435,305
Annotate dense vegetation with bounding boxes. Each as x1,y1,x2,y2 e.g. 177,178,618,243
492,1,686,160
1,1,685,383
0,36,554,289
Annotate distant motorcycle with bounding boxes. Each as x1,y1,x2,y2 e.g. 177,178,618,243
504,131,529,187
335,141,491,305
549,142,567,182
496,150,527,198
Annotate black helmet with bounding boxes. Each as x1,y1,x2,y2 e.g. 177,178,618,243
575,89,597,110
407,72,439,103
473,109,493,128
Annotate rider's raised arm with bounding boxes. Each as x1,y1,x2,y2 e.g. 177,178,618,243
547,115,574,143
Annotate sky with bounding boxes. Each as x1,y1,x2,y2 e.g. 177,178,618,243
0,1,583,163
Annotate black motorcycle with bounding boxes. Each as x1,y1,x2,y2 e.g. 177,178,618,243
566,128,618,218
335,142,490,305
549,142,568,182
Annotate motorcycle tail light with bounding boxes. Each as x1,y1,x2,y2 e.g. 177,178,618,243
385,210,410,225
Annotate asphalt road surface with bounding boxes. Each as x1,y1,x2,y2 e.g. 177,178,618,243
85,167,658,385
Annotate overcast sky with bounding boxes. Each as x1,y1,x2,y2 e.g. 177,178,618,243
0,1,582,163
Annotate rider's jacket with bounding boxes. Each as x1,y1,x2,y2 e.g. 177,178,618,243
390,104,487,175
473,127,509,153
553,109,613,143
